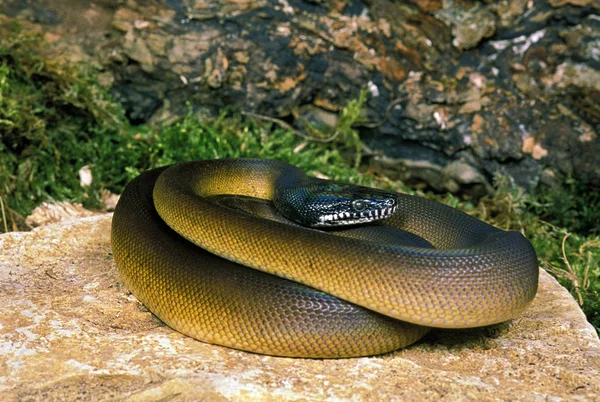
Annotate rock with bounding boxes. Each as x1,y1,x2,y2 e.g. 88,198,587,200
123,28,155,73
2,0,600,193
436,2,497,50
549,0,597,7
1,215,599,400
24,201,100,228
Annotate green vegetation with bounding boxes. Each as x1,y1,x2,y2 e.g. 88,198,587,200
530,177,600,236
0,26,598,335
0,24,131,227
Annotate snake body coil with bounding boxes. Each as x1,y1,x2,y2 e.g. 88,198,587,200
111,159,538,358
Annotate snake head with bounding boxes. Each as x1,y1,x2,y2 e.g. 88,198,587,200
275,182,398,228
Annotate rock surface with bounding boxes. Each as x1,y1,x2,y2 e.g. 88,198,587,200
1,215,599,400
1,0,598,196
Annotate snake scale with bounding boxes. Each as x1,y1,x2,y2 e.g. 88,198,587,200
111,159,539,358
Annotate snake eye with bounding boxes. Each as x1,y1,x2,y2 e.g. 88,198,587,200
352,200,367,211
386,199,395,207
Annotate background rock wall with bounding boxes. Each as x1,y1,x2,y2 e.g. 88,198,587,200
1,0,598,196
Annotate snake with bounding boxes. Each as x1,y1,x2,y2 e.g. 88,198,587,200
111,159,538,358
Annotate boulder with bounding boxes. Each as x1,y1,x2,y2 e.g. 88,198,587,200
0,215,599,400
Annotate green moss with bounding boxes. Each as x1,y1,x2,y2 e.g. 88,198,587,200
0,25,136,225
147,105,370,184
529,176,600,236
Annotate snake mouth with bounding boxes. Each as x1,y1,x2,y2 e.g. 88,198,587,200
317,205,398,226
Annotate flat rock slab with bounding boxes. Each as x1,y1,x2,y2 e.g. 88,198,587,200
1,215,599,401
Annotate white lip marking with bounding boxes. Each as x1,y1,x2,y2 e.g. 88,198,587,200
319,203,398,226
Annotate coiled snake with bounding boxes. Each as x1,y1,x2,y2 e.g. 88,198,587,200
111,159,538,358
